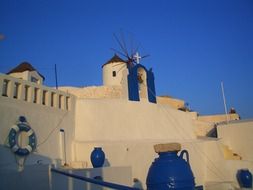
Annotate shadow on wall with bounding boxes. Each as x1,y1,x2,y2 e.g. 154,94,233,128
206,125,217,138
0,145,52,190
103,158,111,167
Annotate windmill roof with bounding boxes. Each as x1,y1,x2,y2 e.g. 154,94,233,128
7,62,45,80
102,54,126,68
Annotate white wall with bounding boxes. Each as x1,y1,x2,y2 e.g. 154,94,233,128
9,70,43,84
73,98,253,188
201,140,253,189
72,140,208,188
0,74,76,167
73,98,202,187
75,99,196,142
217,120,253,160
0,97,75,165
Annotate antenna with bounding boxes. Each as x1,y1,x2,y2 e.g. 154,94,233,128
221,81,229,123
55,64,58,89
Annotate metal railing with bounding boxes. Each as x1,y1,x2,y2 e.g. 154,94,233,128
51,168,141,190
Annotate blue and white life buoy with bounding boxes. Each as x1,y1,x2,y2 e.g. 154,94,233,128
8,122,36,156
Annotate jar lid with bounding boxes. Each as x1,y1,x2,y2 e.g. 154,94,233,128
154,143,181,153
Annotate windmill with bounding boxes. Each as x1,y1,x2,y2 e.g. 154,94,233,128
111,32,150,74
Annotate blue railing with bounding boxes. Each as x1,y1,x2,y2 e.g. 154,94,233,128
51,168,141,190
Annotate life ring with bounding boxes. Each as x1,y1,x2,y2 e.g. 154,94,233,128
8,122,36,156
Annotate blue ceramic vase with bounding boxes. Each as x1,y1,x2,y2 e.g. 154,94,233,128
237,169,252,188
146,150,195,190
90,147,105,168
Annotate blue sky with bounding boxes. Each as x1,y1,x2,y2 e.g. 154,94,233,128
1,0,253,118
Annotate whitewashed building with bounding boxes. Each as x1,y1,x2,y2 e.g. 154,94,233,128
0,57,252,190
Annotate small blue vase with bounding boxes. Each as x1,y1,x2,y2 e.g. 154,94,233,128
237,169,252,188
90,147,105,168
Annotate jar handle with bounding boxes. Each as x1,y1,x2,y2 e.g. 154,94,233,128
179,150,189,163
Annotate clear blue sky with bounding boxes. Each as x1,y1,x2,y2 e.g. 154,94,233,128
1,0,253,118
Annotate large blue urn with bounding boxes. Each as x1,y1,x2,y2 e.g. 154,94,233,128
146,143,195,190
237,169,252,188
90,147,105,168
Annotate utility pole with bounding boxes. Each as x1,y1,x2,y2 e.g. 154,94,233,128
221,81,229,124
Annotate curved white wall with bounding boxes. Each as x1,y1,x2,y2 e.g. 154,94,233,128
102,62,127,86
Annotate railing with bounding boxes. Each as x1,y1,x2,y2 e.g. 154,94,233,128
51,168,140,190
0,74,73,111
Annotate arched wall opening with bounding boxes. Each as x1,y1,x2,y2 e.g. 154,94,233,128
137,67,148,99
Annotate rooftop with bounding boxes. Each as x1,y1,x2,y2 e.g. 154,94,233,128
102,54,126,68
7,62,45,80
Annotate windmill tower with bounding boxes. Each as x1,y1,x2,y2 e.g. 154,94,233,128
102,54,127,86
102,33,157,103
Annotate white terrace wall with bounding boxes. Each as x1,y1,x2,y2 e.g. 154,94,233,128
73,98,252,188
202,140,253,189
0,74,76,166
73,98,202,186
74,99,196,142
217,120,253,160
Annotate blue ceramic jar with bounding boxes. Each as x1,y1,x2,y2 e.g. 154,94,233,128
90,147,105,168
146,150,195,190
237,169,252,188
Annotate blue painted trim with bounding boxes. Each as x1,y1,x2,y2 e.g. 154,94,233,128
8,129,17,147
51,168,140,190
128,68,139,102
128,64,156,103
147,69,156,103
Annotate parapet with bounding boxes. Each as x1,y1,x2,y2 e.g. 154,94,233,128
0,74,73,111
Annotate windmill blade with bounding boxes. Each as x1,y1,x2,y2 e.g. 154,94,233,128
117,64,126,73
141,54,150,59
113,33,129,57
130,34,134,57
133,45,140,55
110,48,128,58
119,30,129,58
112,62,125,67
